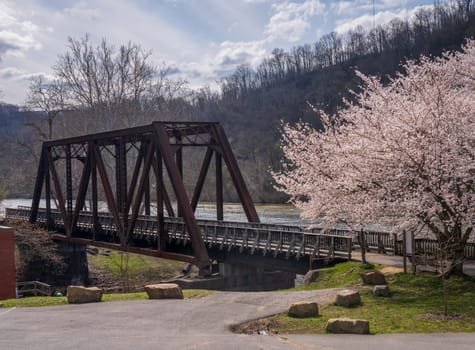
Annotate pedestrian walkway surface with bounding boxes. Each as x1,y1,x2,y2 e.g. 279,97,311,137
1,288,475,350
352,252,475,276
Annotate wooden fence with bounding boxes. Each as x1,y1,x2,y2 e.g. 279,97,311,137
356,232,475,260
16,281,52,297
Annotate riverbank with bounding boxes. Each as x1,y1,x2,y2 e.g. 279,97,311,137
235,261,475,335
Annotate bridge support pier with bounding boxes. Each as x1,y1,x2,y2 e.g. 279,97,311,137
218,263,295,291
58,242,89,286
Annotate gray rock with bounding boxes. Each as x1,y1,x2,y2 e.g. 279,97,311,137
335,289,361,307
288,301,319,318
326,317,370,334
67,286,103,304
361,270,386,285
145,283,184,299
303,270,319,285
373,285,391,297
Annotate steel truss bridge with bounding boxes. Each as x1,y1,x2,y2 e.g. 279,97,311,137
14,122,352,274
7,207,352,273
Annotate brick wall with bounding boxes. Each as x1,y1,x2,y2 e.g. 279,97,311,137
0,226,16,300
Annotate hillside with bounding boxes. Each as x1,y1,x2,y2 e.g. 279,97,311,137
1,1,474,203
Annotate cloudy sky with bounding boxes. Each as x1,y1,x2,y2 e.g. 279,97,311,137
0,0,438,105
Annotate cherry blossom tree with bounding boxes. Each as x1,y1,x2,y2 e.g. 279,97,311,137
273,40,475,276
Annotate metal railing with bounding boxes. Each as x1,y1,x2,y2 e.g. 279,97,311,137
6,207,353,261
7,206,475,260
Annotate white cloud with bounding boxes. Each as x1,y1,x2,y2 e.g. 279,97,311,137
265,0,326,42
0,2,42,60
0,67,54,82
330,1,354,16
0,67,26,79
214,40,267,67
63,1,100,20
242,0,273,3
334,5,432,34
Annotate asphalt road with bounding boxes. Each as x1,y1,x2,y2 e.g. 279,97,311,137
1,289,475,350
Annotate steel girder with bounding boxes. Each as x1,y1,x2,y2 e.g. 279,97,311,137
30,121,260,274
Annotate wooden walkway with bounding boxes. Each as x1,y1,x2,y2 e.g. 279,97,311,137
6,207,353,272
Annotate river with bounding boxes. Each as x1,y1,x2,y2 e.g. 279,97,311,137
0,198,310,226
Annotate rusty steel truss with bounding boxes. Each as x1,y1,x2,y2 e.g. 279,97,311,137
30,122,260,274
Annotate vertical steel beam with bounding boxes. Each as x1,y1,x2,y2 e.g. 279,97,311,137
191,147,213,212
71,150,92,233
176,137,183,217
153,123,210,271
152,157,175,217
91,143,99,239
95,146,124,245
47,149,71,236
126,142,145,214
212,124,260,223
115,141,128,225
144,176,151,216
65,145,73,221
30,146,47,223
127,141,155,237
215,152,223,221
45,158,52,228
155,147,166,250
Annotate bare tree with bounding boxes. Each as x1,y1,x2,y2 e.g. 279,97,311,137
25,76,68,140
52,34,183,132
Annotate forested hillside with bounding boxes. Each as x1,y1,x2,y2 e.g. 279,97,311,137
1,1,474,202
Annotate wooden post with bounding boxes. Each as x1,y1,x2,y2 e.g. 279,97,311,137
402,230,407,273
377,232,382,254
393,233,398,255
359,229,366,264
410,231,416,275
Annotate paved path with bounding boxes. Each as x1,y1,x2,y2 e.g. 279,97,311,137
1,289,475,350
351,252,475,276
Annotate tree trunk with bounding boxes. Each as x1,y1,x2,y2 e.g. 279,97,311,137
448,260,464,276
438,233,466,277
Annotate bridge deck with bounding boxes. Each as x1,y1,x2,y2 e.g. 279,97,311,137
6,207,353,272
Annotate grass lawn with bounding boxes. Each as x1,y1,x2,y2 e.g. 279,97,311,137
290,261,381,291
88,249,183,283
243,261,475,334
0,289,215,308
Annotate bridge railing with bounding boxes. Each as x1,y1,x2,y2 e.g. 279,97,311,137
6,207,353,261
7,206,475,260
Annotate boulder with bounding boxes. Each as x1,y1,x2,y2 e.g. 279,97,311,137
373,285,391,297
335,289,361,307
361,270,386,285
67,286,102,304
288,301,319,318
326,318,370,334
145,283,184,299
303,270,319,285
